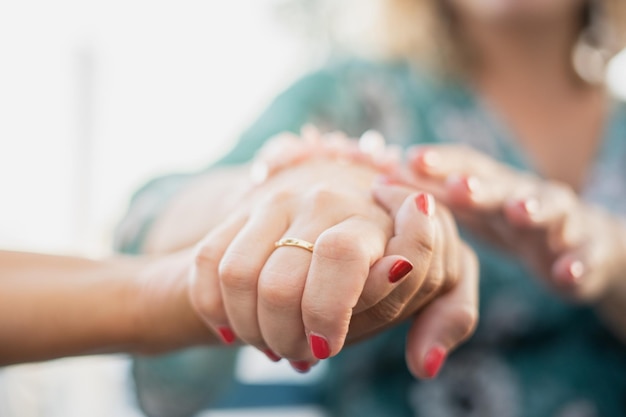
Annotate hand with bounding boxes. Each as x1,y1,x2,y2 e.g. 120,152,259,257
188,155,397,370
131,250,220,354
364,184,479,379
186,135,477,377
396,144,626,304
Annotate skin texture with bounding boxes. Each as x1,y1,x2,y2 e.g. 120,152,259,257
455,0,606,191
0,251,215,366
386,144,626,342
141,0,610,376
2,0,619,383
0,157,479,380
186,157,478,375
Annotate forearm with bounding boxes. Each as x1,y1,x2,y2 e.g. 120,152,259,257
0,251,145,365
0,251,214,366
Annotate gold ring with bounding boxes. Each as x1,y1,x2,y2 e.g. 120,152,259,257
274,237,314,253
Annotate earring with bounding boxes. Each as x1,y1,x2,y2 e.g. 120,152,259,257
572,0,613,84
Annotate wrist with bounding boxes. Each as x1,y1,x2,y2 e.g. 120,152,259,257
130,252,216,354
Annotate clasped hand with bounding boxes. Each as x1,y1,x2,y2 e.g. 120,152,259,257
181,136,478,379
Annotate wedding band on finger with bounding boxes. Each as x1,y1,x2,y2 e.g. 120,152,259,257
274,237,315,253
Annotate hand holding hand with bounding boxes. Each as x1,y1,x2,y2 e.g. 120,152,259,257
367,184,479,378
183,133,478,378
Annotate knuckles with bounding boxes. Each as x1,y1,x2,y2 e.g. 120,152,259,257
262,188,297,208
450,303,479,342
304,185,350,212
218,253,258,292
366,297,406,324
189,285,223,322
421,266,446,298
315,229,368,262
301,299,351,333
257,270,304,312
190,245,224,320
193,242,221,271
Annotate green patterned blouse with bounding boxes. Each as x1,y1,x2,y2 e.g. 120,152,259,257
116,59,626,417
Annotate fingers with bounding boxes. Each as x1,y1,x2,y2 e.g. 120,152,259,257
552,249,591,298
255,187,351,362
551,233,611,303
188,212,249,344
408,145,502,180
256,219,320,362
301,216,387,360
256,185,392,362
371,181,479,380
218,195,292,353
352,254,413,314
405,243,479,379
503,182,584,253
443,172,536,211
405,145,537,212
410,145,584,256
348,186,436,337
436,204,462,292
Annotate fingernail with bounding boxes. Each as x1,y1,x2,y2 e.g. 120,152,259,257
262,349,282,362
518,198,539,217
290,360,312,373
566,260,585,284
309,333,331,360
424,346,447,378
389,259,414,283
415,193,435,217
418,149,441,171
217,326,236,345
461,176,480,195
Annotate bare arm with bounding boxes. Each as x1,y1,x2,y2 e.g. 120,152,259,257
0,250,215,366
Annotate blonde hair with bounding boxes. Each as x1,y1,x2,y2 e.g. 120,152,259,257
383,0,626,80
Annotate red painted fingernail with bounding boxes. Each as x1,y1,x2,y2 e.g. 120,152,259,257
290,360,312,373
309,333,331,360
461,176,480,194
566,260,585,284
262,349,282,362
415,193,435,217
518,198,539,217
389,259,413,283
424,346,447,378
217,326,236,345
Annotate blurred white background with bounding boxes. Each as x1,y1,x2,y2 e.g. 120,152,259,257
0,0,625,416
0,1,318,416
0,0,311,257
